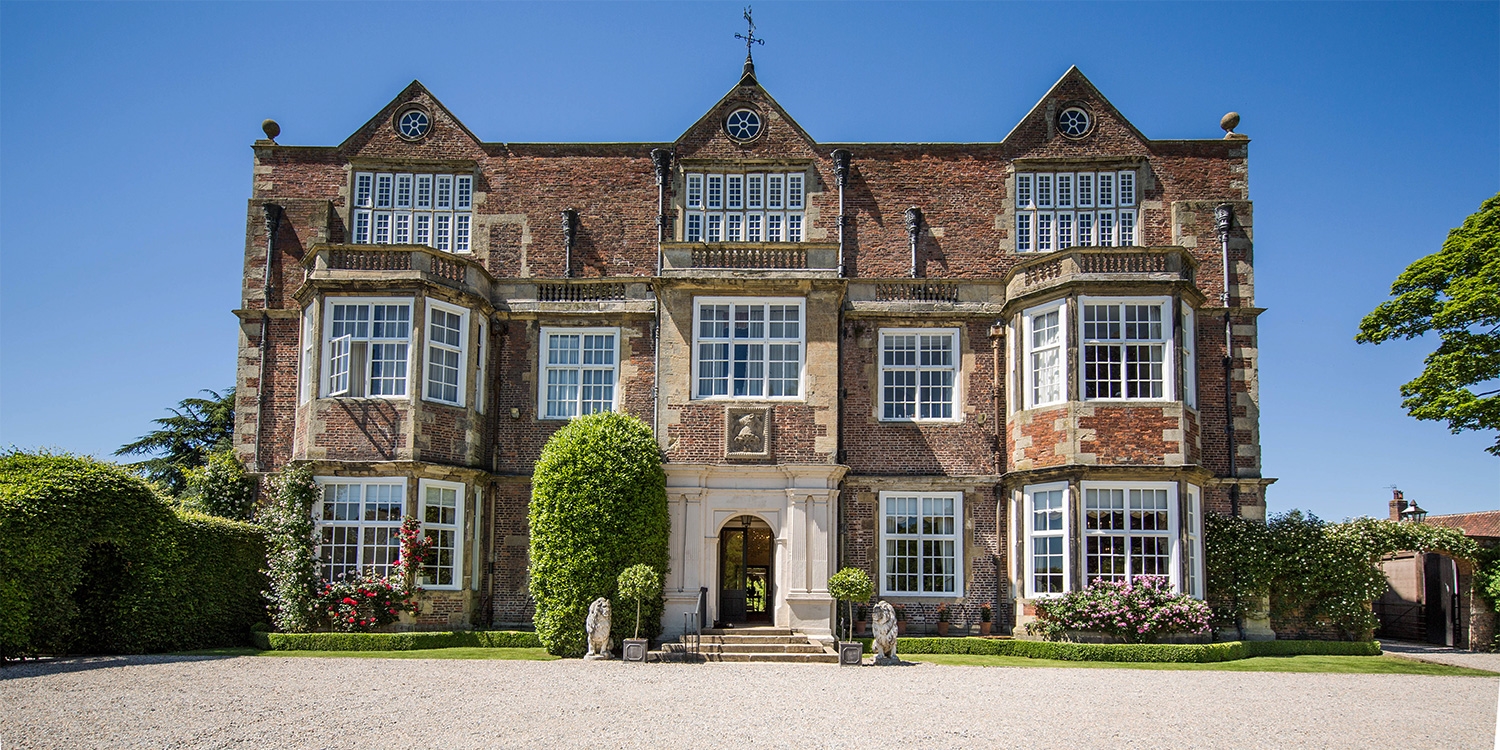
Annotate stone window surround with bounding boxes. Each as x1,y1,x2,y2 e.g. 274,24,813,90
691,296,806,401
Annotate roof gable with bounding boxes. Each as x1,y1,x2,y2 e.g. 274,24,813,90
338,81,485,161
1002,66,1151,156
673,62,820,161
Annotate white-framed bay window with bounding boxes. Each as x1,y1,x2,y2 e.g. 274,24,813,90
351,171,473,253
1180,302,1197,408
1022,300,1067,408
693,298,804,399
879,328,959,421
1014,169,1137,252
1184,484,1204,599
880,491,963,597
475,320,487,414
1080,296,1174,401
299,305,315,404
314,476,407,582
1081,481,1179,589
682,169,806,243
1024,483,1070,597
322,297,412,398
417,478,465,590
423,300,469,407
539,327,620,418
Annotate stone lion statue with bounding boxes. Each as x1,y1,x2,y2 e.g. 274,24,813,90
584,597,613,660
871,600,899,665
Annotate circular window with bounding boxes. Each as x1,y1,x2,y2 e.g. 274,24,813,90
396,109,431,141
724,109,762,141
1058,107,1092,138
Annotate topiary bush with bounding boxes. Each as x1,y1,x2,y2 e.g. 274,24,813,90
529,413,669,656
616,564,662,640
828,567,873,642
0,450,267,659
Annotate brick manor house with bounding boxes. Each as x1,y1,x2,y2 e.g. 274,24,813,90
234,60,1272,640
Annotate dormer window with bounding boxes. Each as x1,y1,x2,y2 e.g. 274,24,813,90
352,171,473,253
1015,170,1137,252
683,169,805,243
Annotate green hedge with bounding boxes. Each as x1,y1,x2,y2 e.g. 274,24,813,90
529,413,669,657
254,630,542,651
858,637,1382,663
0,452,267,658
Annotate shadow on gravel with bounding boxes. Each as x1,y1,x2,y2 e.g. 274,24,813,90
0,653,245,679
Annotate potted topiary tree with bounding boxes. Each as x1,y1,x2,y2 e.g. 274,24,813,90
827,567,873,666
616,563,661,662
979,603,992,636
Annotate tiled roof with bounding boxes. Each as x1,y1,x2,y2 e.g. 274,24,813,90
1422,511,1500,539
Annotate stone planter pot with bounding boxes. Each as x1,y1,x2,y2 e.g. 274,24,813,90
979,621,992,636
622,637,649,662
936,622,950,636
838,641,863,666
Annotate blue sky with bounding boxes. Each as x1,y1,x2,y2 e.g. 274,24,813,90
1,2,1496,519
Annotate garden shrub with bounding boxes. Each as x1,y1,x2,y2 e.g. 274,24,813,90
529,413,669,656
886,636,1381,662
256,630,543,651
1026,576,1211,643
259,464,322,633
181,447,257,521
0,451,266,658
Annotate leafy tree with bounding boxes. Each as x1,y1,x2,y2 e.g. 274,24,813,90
1357,193,1500,455
116,388,237,494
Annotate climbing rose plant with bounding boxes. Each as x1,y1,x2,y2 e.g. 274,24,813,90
1026,577,1212,644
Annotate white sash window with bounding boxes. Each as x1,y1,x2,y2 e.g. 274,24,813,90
1024,300,1067,408
314,477,407,582
682,169,808,242
1082,482,1179,590
540,327,620,418
323,298,412,398
880,492,964,596
879,329,959,421
1014,170,1139,251
352,171,473,254
693,298,803,399
1025,483,1069,597
424,301,468,406
1081,297,1172,401
418,479,465,590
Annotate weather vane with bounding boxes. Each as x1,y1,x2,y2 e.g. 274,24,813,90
735,6,765,62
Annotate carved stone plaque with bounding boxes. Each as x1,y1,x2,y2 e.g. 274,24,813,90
725,407,771,459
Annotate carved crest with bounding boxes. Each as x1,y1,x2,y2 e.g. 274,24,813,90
726,407,770,458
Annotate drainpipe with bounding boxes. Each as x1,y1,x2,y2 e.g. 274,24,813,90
254,203,283,474
650,149,672,438
651,149,672,273
904,207,923,278
831,149,851,278
1215,204,1239,518
561,209,577,279
991,323,1007,631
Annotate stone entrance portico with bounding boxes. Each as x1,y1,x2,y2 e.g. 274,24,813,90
662,463,845,642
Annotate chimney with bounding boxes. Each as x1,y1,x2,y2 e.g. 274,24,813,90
1389,489,1407,521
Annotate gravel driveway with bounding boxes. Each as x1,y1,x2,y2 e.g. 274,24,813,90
2,654,1496,749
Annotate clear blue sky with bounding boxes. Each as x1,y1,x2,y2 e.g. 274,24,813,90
2,2,1496,520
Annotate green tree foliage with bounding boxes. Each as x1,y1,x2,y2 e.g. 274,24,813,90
0,451,266,659
182,447,258,521
116,388,237,494
529,413,668,657
827,567,873,642
1206,511,1476,639
1357,193,1500,455
616,564,663,640
259,463,322,634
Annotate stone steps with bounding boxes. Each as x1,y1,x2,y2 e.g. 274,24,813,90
651,627,836,664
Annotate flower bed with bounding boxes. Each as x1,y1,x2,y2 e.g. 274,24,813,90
253,630,543,651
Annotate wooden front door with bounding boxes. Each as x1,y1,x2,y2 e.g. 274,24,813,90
719,518,773,625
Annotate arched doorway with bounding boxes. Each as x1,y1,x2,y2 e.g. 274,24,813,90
718,515,774,626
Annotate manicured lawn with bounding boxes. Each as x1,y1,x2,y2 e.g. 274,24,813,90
909,652,1499,677
176,647,558,661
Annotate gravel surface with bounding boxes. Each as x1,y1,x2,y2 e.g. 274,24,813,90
1380,639,1500,672
2,654,1496,749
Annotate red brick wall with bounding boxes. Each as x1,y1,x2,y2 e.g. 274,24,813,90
1079,406,1180,465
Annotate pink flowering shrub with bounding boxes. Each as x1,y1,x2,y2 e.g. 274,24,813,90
315,517,430,633
1026,577,1212,643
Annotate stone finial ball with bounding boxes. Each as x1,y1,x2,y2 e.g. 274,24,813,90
1220,112,1241,132
262,119,281,140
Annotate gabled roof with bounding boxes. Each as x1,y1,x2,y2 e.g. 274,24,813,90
337,80,483,155
1001,66,1151,147
1422,511,1500,540
671,59,820,160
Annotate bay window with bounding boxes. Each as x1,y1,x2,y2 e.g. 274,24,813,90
417,479,465,590
352,171,473,253
879,328,959,421
1023,300,1066,408
424,301,469,407
880,491,963,596
1081,297,1173,401
314,477,406,581
540,327,620,418
1015,169,1138,252
693,298,803,399
1024,483,1069,597
323,298,412,398
1082,482,1177,587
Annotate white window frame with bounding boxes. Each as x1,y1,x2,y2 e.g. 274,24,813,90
423,299,469,407
692,297,805,400
351,171,473,254
538,326,621,419
475,319,486,415
879,490,964,597
877,328,961,422
1024,482,1070,598
313,476,408,583
1015,170,1139,250
1184,484,1204,599
1079,296,1175,403
320,297,414,399
299,305,314,404
1023,300,1067,408
417,478,466,591
680,169,807,243
1080,480,1180,591
1180,302,1196,408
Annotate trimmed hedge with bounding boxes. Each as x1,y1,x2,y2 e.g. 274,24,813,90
857,637,1382,662
254,630,542,651
0,452,267,658
529,413,669,657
